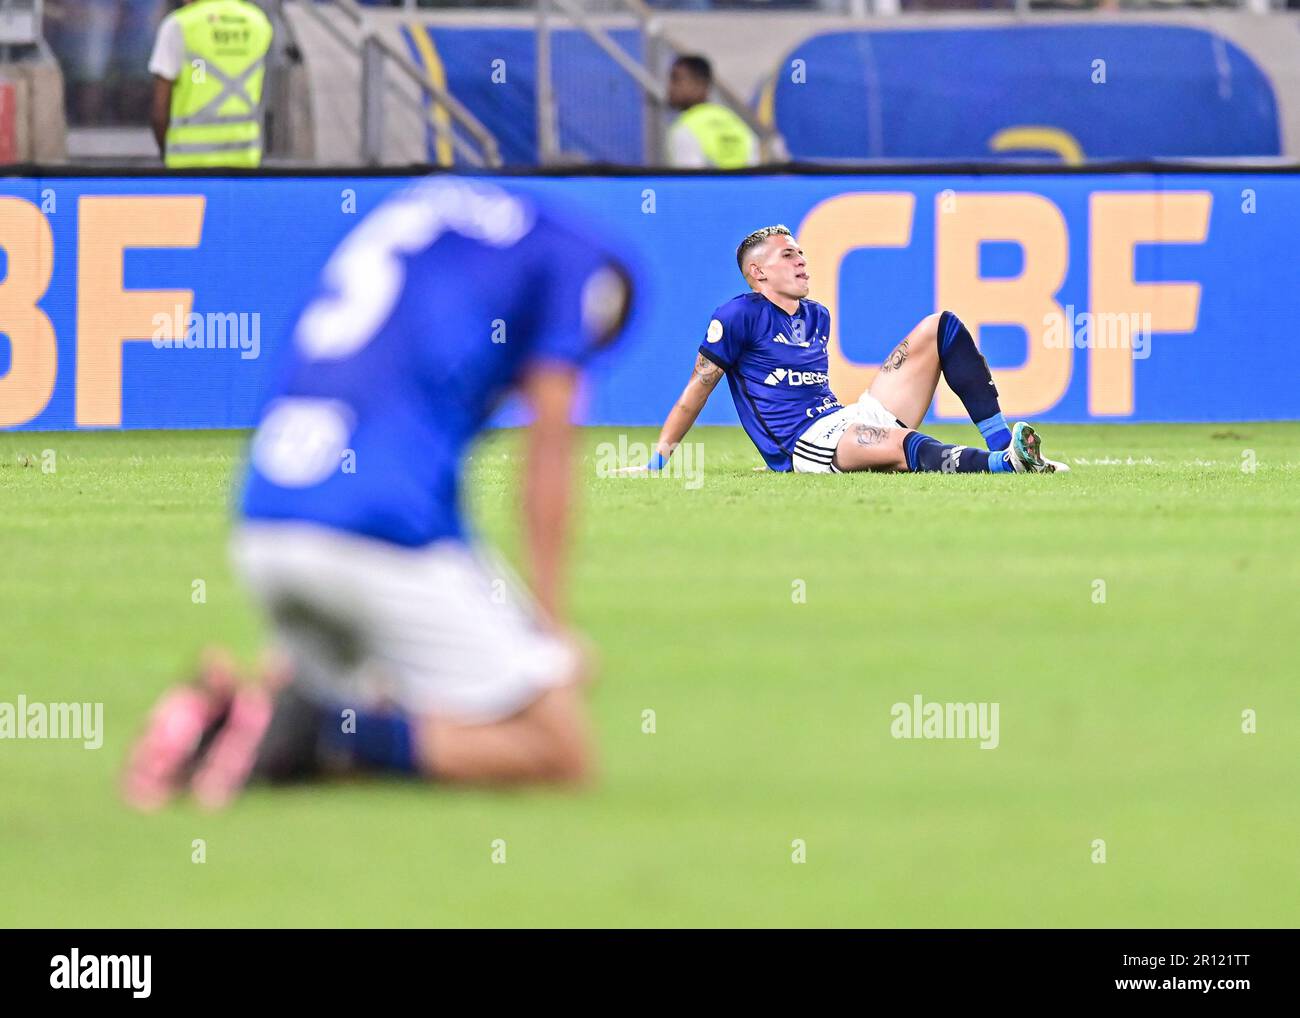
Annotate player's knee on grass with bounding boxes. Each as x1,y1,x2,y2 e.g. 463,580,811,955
423,724,592,786
528,685,596,786
833,423,909,473
540,727,594,786
418,683,595,786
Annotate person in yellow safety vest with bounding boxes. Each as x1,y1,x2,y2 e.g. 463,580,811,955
666,54,759,170
148,0,274,168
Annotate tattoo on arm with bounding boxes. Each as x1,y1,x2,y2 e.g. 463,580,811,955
693,353,724,388
852,423,892,447
880,337,909,374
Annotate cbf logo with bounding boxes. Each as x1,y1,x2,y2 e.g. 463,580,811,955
763,368,828,387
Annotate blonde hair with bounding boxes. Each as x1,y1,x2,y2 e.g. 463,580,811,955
735,225,792,282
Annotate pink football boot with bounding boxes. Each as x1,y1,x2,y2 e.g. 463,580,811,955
190,684,274,811
122,649,237,812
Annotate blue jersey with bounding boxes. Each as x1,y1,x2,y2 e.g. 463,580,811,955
698,292,839,471
240,178,632,546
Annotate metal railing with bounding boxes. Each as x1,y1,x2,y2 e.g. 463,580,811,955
292,0,502,166
537,0,786,165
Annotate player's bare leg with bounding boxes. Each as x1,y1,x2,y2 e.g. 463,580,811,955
416,627,597,785
864,312,943,429
833,422,910,472
833,419,1059,474
420,682,594,786
866,310,1024,453
856,310,1068,471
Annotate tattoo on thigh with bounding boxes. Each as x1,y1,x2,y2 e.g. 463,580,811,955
880,337,909,373
852,423,892,447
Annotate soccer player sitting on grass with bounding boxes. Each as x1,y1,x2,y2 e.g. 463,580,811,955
626,224,1068,477
123,178,633,810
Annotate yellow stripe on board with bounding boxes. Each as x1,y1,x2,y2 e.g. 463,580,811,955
758,74,776,132
989,126,1085,166
409,24,454,167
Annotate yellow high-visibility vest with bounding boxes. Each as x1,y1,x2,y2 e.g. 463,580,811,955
675,102,758,169
165,0,273,169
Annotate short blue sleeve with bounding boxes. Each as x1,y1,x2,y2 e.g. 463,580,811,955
697,300,750,369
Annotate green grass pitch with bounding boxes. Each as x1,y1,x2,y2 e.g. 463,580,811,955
1,423,1297,927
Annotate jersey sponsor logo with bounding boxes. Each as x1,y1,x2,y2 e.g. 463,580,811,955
763,368,829,387
805,396,843,418
705,319,723,343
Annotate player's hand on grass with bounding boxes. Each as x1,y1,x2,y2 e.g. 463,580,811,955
611,450,668,475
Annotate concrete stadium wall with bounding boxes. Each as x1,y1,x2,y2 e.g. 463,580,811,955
2,56,68,163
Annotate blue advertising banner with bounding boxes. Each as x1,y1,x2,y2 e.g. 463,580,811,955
770,26,1281,162
1,172,1297,431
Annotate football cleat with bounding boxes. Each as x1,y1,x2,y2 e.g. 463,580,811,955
190,685,273,811
1007,422,1064,474
121,650,237,812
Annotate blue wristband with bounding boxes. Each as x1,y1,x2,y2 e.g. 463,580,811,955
646,451,669,471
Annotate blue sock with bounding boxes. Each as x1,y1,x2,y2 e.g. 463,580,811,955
321,706,419,775
976,413,1011,451
937,311,1011,451
902,431,1012,474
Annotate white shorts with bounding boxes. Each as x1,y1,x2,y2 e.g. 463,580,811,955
231,523,578,725
791,392,908,473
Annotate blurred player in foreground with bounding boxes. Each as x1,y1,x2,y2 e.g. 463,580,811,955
124,178,633,809
629,224,1068,476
